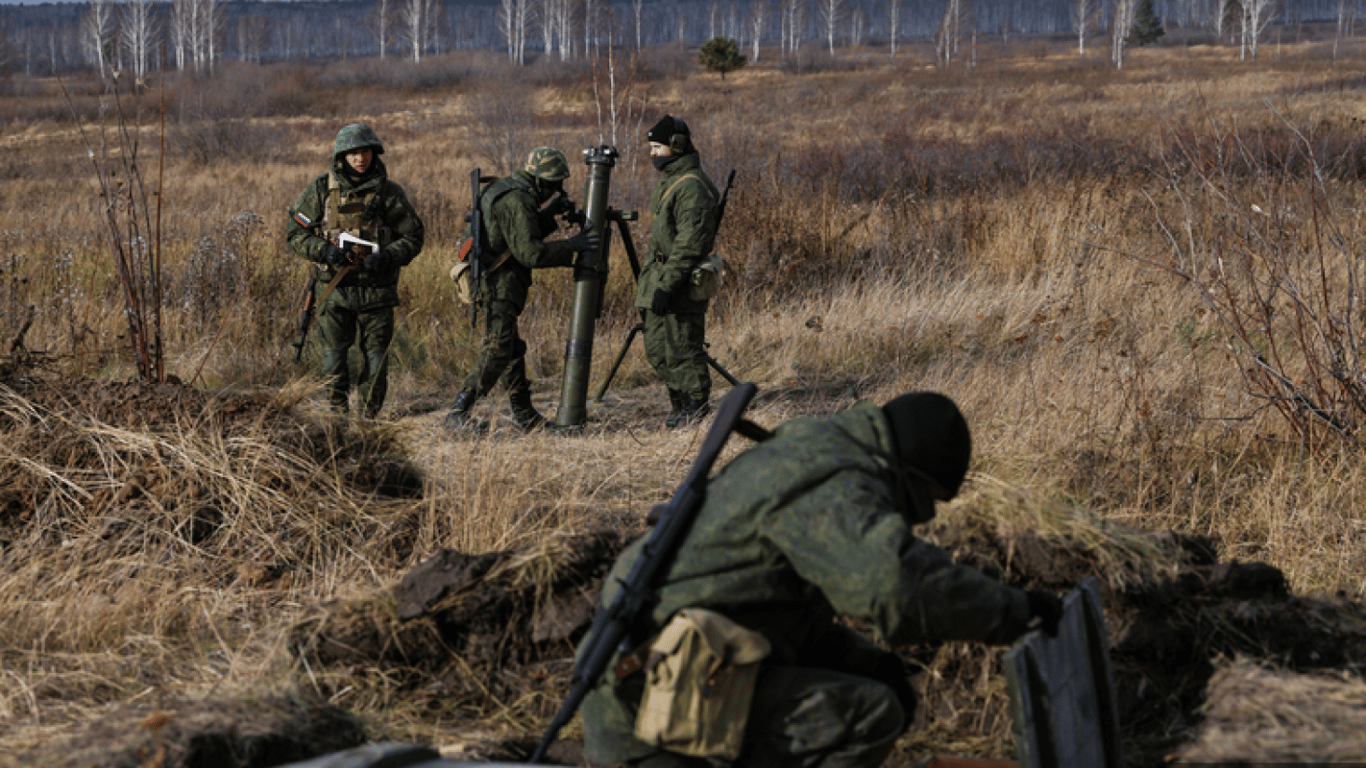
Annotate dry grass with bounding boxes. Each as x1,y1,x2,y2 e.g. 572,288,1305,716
1176,656,1366,762
3,34,1366,766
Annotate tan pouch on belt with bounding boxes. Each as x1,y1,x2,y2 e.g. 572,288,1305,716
634,608,771,760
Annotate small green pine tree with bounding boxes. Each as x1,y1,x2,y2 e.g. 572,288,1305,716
1128,0,1165,46
698,36,747,80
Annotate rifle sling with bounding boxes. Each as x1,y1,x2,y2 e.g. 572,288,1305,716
314,265,353,310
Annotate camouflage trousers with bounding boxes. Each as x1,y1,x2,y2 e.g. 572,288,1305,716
317,303,394,418
642,309,710,403
604,666,905,768
460,299,532,399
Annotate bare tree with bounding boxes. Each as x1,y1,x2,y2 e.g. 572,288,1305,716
120,0,157,84
888,0,900,55
849,6,867,47
170,0,216,72
236,13,268,63
1072,0,1100,54
1241,0,1275,59
935,0,972,67
81,0,114,83
633,0,645,49
499,0,531,62
746,0,767,59
781,0,806,59
1334,0,1356,60
1111,0,1136,68
818,0,845,54
539,0,557,56
369,0,395,60
398,0,432,62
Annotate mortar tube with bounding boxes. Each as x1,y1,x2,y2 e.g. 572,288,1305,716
555,145,617,429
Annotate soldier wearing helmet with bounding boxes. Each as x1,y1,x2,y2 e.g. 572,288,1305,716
287,123,425,418
639,115,721,428
444,146,601,431
580,392,1066,768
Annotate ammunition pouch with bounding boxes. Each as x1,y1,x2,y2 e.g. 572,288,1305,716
634,608,771,760
688,254,724,302
450,243,512,306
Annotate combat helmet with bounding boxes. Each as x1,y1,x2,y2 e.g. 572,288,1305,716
334,123,385,157
523,147,571,182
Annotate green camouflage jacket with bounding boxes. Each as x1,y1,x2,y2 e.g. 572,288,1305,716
580,400,1031,762
477,170,577,312
634,152,719,314
286,157,425,310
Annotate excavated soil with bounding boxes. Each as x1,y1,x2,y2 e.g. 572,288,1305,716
6,365,1366,768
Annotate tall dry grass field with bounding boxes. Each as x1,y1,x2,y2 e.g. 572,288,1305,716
3,35,1366,764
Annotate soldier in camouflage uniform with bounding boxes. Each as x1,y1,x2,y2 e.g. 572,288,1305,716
287,123,425,418
580,392,1065,768
638,116,720,428
444,147,600,431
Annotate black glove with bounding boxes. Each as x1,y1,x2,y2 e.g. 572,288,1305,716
1026,589,1063,637
363,248,395,272
565,221,601,254
651,289,672,315
321,243,351,268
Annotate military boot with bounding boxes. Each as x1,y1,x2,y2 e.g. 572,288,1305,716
667,389,683,419
444,389,477,429
509,391,549,432
665,395,711,428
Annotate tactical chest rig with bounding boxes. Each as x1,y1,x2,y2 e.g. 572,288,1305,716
320,174,392,287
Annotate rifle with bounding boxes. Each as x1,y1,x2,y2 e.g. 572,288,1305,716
529,382,769,764
291,268,319,363
466,168,486,328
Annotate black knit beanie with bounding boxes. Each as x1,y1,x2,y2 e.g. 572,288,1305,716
648,115,685,145
882,392,972,502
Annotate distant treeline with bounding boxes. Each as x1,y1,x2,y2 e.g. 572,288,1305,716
0,0,1355,76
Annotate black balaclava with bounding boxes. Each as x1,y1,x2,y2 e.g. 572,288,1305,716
881,392,972,524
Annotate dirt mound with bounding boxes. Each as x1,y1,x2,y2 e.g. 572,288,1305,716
0,368,423,542
1174,656,1366,763
288,524,1366,767
289,529,625,715
20,692,367,768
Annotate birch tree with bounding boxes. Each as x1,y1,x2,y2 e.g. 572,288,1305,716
746,0,767,60
888,0,900,55
849,6,866,47
633,0,645,49
818,0,845,54
370,0,394,59
781,0,805,59
498,0,530,62
81,0,113,82
236,13,268,64
1111,0,1137,68
935,0,971,67
1071,0,1099,53
1334,0,1355,60
120,0,157,84
1241,0,1275,59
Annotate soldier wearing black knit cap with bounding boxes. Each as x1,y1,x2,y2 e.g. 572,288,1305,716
580,391,1066,768
636,115,722,428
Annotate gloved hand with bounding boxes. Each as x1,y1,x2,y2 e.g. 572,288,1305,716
565,220,600,255
650,288,672,315
363,248,394,272
322,243,351,268
1026,589,1064,636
